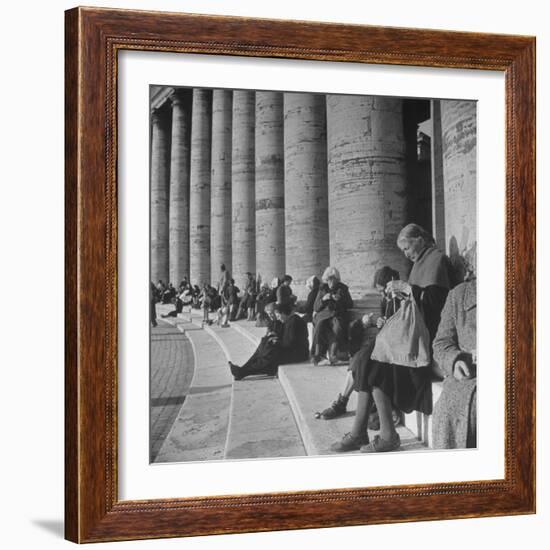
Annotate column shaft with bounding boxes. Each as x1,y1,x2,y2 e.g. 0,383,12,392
430,99,446,250
255,92,285,283
168,90,191,286
189,89,212,286
231,91,256,281
210,90,233,284
326,95,408,296
440,100,477,276
283,93,329,294
150,107,171,284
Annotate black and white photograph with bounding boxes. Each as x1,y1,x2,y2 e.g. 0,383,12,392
149,85,477,463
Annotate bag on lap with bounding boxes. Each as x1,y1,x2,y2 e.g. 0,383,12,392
371,295,431,368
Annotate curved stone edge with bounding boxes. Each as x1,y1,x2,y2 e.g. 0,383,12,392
154,316,232,463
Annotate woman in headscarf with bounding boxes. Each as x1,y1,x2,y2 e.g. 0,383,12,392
331,224,454,453
311,267,354,365
297,275,321,324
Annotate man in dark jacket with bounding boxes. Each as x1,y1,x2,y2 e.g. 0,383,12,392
275,303,309,364
228,304,309,380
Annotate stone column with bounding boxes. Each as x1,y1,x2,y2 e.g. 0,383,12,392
255,92,285,283
150,106,171,285
283,93,329,294
189,89,212,286
430,99,446,251
168,89,191,287
231,91,256,281
440,100,477,277
210,90,233,285
326,95,408,296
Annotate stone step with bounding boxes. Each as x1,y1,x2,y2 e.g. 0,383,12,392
154,319,233,463
233,322,430,456
203,323,306,460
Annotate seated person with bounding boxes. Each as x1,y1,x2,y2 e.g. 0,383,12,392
276,274,297,309
295,275,320,324
255,282,275,327
318,266,399,419
311,267,353,365
162,283,176,304
432,276,477,449
236,272,258,321
229,303,309,380
161,298,183,318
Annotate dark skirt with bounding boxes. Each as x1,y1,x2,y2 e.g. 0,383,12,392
352,353,433,415
312,314,348,355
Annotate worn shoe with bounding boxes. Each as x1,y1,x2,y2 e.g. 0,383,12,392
330,432,369,453
360,432,401,453
265,366,278,377
229,361,244,381
320,394,349,420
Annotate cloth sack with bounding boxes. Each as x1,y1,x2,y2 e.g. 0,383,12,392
371,295,431,368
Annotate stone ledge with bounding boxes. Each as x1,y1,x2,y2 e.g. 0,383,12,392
233,321,431,455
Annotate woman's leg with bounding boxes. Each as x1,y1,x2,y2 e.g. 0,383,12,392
319,371,355,419
330,390,372,451
312,318,330,360
328,318,346,363
351,391,373,438
372,386,398,441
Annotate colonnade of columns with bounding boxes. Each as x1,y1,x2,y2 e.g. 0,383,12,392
151,87,477,297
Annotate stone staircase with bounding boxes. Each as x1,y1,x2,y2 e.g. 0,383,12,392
154,306,433,462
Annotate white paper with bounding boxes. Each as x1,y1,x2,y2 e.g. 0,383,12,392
118,50,505,500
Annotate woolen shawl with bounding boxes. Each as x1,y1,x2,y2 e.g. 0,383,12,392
408,246,451,289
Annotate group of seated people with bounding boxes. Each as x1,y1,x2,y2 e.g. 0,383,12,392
227,223,478,454
152,223,477,453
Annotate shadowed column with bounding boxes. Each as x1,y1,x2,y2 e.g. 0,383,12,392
283,93,329,294
150,106,171,285
168,89,191,287
431,99,446,251
440,100,477,276
255,92,285,284
326,95,408,296
189,89,212,286
231,90,256,280
211,89,233,285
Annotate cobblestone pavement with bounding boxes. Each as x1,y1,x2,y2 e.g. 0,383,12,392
150,321,194,461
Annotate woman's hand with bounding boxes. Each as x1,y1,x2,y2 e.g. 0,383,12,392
376,316,386,329
322,293,332,302
453,360,473,380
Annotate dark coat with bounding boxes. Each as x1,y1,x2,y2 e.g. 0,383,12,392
298,285,320,324
313,282,353,322
279,314,309,364
276,284,294,307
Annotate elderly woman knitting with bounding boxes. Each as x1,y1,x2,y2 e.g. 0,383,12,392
311,267,353,365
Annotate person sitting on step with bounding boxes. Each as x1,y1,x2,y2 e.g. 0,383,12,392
311,267,353,365
229,303,309,380
318,267,399,419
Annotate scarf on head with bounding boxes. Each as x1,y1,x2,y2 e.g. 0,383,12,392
408,246,451,289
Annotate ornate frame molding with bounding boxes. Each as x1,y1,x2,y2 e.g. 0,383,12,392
65,7,535,542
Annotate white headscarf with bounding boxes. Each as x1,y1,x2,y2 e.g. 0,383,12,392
321,266,341,283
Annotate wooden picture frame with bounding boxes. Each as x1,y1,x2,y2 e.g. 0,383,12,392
65,6,536,543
